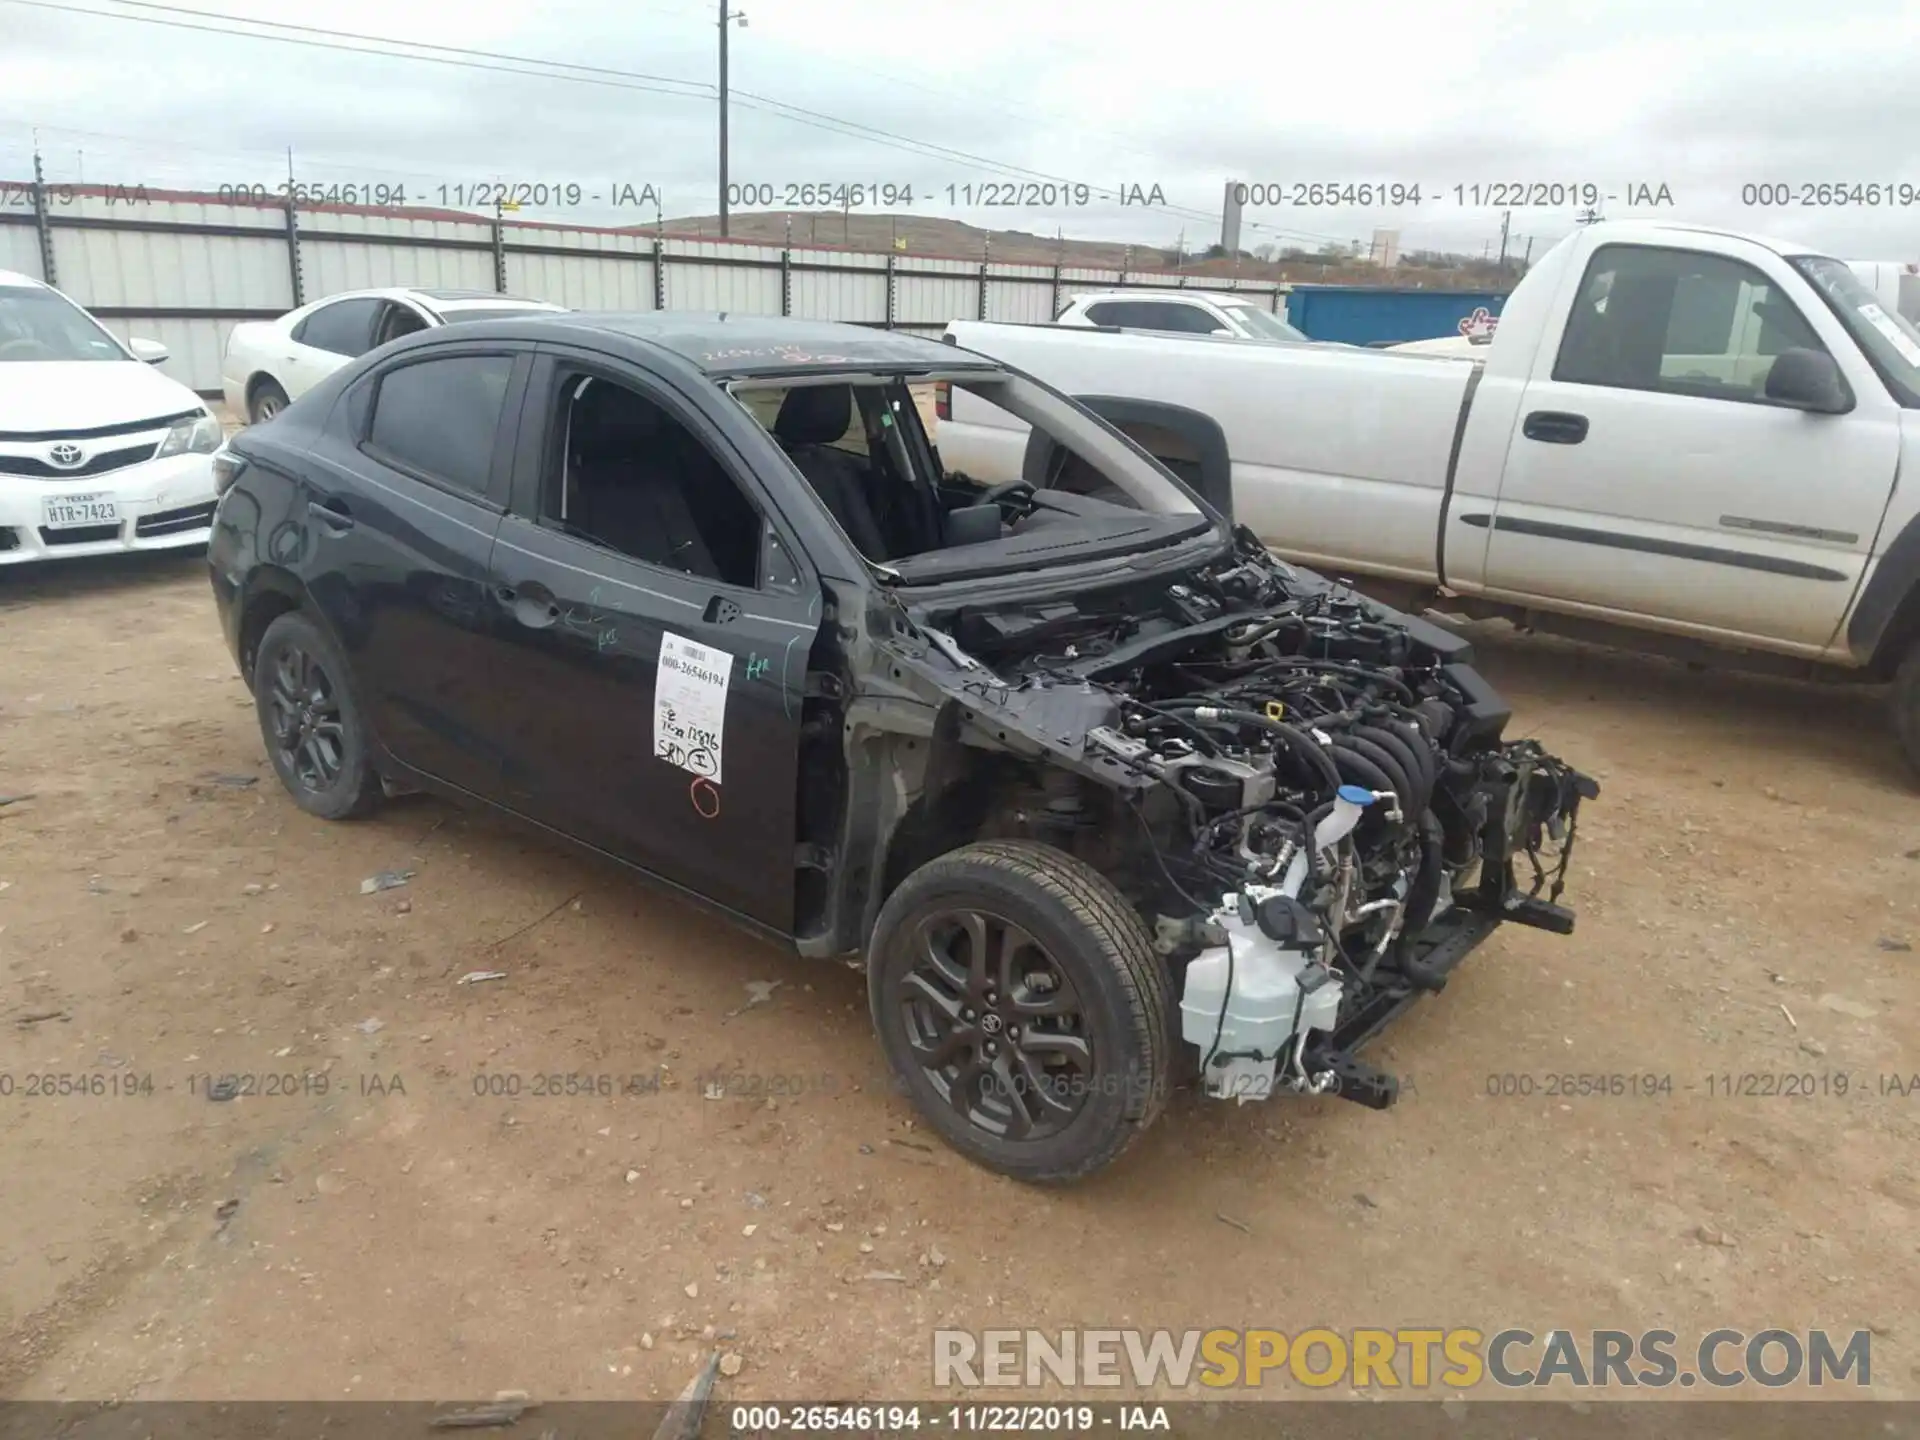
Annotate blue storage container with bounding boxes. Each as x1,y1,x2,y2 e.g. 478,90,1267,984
1283,287,1510,347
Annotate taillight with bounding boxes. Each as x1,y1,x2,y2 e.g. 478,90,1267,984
211,445,248,497
934,380,951,421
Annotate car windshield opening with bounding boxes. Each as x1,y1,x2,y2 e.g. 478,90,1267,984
1791,255,1920,408
0,286,128,362
730,372,1212,581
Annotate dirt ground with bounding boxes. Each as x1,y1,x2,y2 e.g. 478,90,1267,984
2,549,1918,1407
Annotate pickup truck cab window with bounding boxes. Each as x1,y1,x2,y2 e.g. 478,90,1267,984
365,353,516,498
540,372,762,589
1553,244,1828,406
1086,300,1224,335
1222,305,1308,342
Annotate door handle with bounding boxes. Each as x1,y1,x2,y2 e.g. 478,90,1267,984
306,498,354,533
497,580,560,629
1522,410,1589,444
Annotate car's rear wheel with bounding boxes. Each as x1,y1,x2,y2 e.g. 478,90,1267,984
867,840,1171,1183
252,611,381,821
249,378,291,425
1893,639,1920,781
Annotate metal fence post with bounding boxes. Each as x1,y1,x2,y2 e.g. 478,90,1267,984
780,247,792,316
976,260,988,320
652,234,667,311
30,150,57,288
1050,262,1062,319
283,194,304,308
884,251,896,330
491,216,507,293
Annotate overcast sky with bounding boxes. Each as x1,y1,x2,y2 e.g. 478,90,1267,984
2,0,1919,260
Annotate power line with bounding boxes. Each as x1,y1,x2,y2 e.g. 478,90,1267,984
3,0,1355,245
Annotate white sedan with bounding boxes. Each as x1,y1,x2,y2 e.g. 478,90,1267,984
0,269,223,565
221,287,567,424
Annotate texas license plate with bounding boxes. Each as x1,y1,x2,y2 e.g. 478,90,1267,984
42,493,119,529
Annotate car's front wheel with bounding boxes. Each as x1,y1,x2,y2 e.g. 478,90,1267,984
252,611,381,821
867,840,1171,1183
249,377,291,425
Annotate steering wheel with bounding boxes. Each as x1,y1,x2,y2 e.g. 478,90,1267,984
977,479,1038,520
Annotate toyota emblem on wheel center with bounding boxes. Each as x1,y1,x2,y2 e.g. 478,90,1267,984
47,443,85,468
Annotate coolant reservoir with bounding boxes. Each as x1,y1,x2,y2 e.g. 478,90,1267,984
1180,891,1344,1102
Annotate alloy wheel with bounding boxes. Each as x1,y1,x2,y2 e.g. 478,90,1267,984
897,907,1092,1140
267,643,346,792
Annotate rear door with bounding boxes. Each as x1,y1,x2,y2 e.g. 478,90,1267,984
1480,239,1901,650
486,348,820,932
295,344,529,800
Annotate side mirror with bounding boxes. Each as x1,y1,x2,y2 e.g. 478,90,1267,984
1764,347,1850,413
128,337,170,365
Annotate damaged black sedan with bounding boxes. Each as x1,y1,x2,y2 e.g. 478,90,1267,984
206,312,1595,1182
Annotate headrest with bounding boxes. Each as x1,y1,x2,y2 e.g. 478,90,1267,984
773,384,852,446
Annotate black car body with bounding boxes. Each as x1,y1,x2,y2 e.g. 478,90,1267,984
208,313,1595,1181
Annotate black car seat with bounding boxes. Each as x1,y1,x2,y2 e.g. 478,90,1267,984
772,385,890,560
571,384,719,578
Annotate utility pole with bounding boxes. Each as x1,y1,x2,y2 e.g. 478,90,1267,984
1497,208,1511,271
717,2,747,236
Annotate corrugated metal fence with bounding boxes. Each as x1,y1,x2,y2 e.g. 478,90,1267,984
0,182,1287,396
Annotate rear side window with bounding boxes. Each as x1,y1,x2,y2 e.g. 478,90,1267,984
367,354,515,496
295,297,383,357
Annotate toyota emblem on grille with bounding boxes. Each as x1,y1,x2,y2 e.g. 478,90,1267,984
47,443,85,468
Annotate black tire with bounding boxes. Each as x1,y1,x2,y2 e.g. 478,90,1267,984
1894,641,1920,780
249,377,291,425
252,611,381,821
867,839,1171,1183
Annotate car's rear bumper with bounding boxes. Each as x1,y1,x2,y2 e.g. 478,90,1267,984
0,452,218,565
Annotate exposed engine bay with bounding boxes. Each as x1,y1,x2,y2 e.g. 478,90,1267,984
880,530,1599,1112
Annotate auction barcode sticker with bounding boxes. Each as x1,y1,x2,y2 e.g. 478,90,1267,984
653,631,733,784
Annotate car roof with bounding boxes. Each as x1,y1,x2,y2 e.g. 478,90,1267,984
449,312,993,378
0,269,49,289
304,286,561,310
1072,290,1241,305
1580,219,1823,258
429,294,566,311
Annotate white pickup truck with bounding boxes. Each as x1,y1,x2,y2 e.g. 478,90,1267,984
938,221,1920,772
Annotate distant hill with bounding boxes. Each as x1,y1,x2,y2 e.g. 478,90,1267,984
652,210,1516,289
651,210,1159,267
